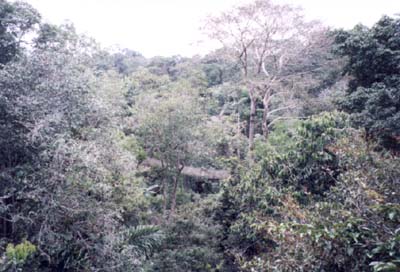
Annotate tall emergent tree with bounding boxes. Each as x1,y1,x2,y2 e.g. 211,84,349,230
334,15,400,151
204,0,317,150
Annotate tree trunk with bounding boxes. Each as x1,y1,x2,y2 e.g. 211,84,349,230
262,92,270,140
162,178,168,219
169,174,180,221
262,110,269,140
248,88,256,151
236,110,241,158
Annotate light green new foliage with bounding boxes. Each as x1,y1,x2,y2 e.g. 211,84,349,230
5,241,36,265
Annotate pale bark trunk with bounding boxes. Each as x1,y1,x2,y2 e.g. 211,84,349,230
262,91,270,140
236,111,241,158
162,178,168,219
262,109,269,140
248,88,256,151
169,174,179,220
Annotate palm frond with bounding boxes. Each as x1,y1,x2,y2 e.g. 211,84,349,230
123,225,163,258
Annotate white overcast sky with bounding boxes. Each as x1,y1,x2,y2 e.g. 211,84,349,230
23,0,400,57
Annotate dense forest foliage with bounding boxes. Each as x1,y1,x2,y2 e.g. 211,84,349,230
0,0,399,271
